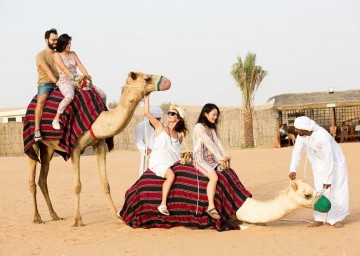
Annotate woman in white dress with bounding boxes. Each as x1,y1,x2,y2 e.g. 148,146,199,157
144,95,188,215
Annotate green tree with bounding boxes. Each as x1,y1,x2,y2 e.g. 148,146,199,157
231,52,267,147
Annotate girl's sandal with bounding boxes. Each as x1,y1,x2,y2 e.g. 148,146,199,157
206,208,221,220
158,205,170,216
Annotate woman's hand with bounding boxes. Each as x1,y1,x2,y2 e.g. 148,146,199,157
75,75,84,82
218,159,227,170
224,155,231,161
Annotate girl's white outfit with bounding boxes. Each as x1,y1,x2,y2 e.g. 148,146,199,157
148,130,180,178
192,123,226,176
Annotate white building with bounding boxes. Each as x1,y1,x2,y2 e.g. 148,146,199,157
0,108,26,124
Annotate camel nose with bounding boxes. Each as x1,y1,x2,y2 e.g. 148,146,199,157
158,76,171,91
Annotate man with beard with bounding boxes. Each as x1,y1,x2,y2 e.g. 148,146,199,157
289,116,349,228
34,28,59,141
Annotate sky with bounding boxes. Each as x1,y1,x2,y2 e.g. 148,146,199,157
0,0,359,109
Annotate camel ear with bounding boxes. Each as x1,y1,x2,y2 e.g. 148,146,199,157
290,180,298,191
129,72,137,80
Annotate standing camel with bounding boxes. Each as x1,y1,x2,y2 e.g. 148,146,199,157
28,72,171,227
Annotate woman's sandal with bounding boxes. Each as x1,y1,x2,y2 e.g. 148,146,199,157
206,208,221,220
52,119,61,130
158,205,170,216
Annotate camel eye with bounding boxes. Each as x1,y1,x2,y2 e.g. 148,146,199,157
145,77,152,83
304,194,313,199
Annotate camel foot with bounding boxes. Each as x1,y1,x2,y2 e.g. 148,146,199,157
33,218,45,224
333,221,344,228
51,213,63,221
308,221,324,227
72,218,85,227
33,215,45,224
72,221,85,227
52,216,64,221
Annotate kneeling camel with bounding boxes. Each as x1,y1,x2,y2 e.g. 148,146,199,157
236,180,316,224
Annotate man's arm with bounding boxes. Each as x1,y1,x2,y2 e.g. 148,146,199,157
289,136,305,179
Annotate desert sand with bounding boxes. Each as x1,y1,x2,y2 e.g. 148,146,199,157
1,143,359,256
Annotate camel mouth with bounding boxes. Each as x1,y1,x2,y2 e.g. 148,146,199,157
157,76,171,91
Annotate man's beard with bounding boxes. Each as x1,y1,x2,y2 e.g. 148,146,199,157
48,42,56,50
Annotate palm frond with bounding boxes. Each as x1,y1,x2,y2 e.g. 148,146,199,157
230,52,267,111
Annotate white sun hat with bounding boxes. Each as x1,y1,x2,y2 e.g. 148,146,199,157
169,106,185,119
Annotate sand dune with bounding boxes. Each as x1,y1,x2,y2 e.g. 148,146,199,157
1,143,359,256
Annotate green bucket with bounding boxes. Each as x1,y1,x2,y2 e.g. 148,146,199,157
314,195,331,213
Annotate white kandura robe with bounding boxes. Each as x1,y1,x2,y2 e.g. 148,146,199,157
289,125,349,225
135,120,156,177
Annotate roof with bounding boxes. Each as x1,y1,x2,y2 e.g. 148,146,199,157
268,89,360,111
0,108,26,117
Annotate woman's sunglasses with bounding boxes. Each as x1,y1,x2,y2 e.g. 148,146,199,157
167,111,178,116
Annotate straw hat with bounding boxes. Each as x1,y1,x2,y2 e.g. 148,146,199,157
170,105,185,119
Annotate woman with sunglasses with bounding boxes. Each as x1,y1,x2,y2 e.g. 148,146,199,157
192,103,230,220
144,95,188,215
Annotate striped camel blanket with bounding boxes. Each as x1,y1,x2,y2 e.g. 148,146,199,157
23,88,114,161
119,162,252,231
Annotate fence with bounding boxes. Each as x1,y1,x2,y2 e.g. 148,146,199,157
0,107,278,157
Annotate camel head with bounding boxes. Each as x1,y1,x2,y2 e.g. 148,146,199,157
122,71,171,104
287,180,316,208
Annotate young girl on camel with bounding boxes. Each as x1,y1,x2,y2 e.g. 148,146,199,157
145,95,188,215
52,34,106,130
193,103,230,220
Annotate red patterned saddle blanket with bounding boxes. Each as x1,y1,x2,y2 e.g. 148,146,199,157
23,88,113,161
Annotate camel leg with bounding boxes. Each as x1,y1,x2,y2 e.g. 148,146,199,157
28,145,43,224
70,147,84,227
38,145,62,221
93,140,120,221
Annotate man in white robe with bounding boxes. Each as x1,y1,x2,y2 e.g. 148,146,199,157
135,106,163,176
289,116,349,228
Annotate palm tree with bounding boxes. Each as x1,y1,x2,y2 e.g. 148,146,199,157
231,53,267,147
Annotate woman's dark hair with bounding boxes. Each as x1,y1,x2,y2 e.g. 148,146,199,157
45,28,57,39
174,116,189,137
196,103,220,133
56,34,72,53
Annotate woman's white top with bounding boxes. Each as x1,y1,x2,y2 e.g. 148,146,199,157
148,130,180,178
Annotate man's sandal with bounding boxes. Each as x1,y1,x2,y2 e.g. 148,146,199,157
158,205,170,216
206,208,221,220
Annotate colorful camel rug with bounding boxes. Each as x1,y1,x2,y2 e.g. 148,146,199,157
23,88,114,161
119,162,252,231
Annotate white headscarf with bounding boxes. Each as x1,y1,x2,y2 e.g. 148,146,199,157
150,106,163,118
294,116,317,131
